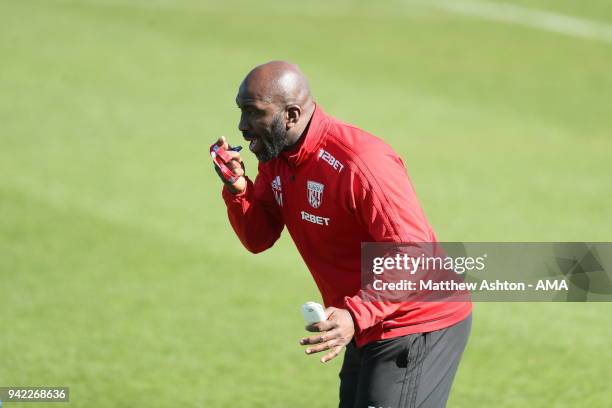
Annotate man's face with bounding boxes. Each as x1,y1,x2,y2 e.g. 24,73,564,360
236,93,290,162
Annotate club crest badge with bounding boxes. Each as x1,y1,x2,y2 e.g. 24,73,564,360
271,175,283,207
307,180,324,209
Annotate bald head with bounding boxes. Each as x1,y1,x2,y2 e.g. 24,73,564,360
239,61,313,108
236,61,316,161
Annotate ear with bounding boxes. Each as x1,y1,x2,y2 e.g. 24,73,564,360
285,105,302,129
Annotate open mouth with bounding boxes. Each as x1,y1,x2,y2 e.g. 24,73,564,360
243,133,260,153
248,139,259,152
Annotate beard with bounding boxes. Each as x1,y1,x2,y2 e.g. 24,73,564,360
256,112,291,162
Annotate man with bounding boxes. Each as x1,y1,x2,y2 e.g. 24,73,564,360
213,61,472,408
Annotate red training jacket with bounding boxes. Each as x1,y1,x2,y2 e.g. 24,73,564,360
222,105,472,347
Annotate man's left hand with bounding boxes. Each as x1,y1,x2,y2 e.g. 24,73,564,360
299,307,355,363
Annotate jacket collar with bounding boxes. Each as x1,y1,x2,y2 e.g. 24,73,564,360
280,104,329,168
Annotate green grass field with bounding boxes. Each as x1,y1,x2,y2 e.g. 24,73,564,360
1,0,611,406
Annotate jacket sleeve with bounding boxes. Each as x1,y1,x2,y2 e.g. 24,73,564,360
221,164,284,253
343,147,436,334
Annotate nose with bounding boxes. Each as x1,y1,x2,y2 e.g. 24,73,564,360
238,113,250,132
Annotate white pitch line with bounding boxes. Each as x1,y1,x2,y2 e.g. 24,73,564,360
422,0,612,44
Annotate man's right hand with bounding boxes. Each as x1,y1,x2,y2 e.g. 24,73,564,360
213,136,247,195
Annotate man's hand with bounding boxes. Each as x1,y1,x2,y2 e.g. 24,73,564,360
212,136,246,195
299,307,355,363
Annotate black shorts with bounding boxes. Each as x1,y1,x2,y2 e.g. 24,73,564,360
339,315,472,408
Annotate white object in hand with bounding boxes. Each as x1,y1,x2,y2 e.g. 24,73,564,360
301,301,326,324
